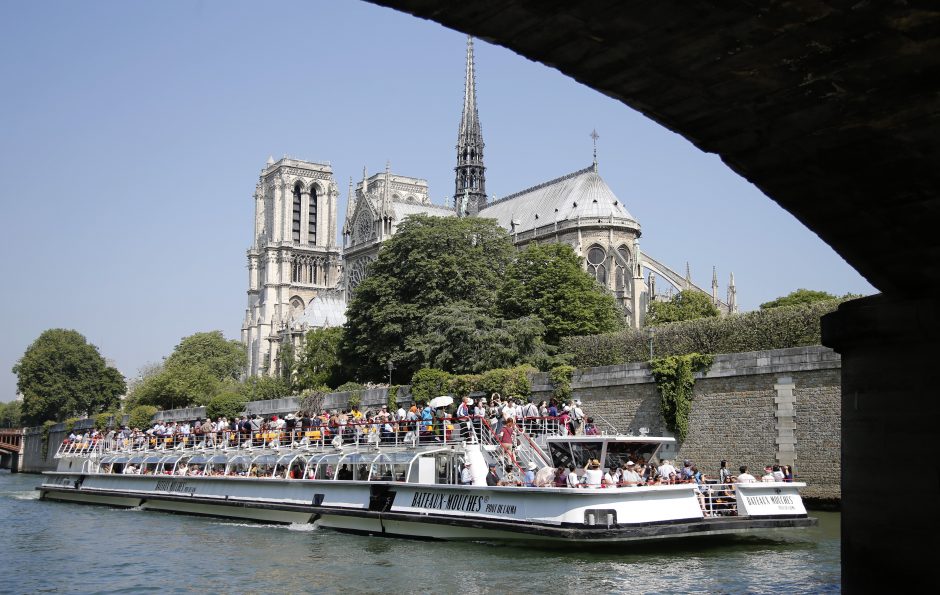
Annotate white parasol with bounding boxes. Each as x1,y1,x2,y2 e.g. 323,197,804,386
428,395,454,409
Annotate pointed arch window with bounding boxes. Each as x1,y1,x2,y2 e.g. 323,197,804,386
292,184,302,243
587,245,607,285
308,185,317,245
615,246,631,290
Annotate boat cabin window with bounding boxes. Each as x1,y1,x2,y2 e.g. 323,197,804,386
549,441,603,470
603,442,659,469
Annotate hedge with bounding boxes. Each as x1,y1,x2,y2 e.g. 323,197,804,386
559,299,845,367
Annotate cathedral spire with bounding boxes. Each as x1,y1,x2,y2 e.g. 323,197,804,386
727,272,738,313
383,161,391,212
711,266,719,303
591,129,599,172
454,36,486,216
346,177,355,220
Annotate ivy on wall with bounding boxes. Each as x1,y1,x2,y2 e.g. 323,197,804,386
649,353,713,442
386,385,400,411
549,365,575,402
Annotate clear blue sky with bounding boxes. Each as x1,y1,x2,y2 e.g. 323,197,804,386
0,0,874,402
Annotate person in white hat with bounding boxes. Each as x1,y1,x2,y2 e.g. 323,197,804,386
459,460,474,485
524,461,538,487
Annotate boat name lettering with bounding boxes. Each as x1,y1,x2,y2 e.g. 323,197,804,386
484,502,517,515
410,491,484,512
746,494,795,508
155,479,196,494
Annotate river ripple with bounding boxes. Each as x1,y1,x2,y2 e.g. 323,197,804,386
0,470,839,594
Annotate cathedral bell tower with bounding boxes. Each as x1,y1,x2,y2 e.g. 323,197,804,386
454,36,487,216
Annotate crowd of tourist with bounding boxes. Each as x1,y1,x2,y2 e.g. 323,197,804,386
63,393,595,453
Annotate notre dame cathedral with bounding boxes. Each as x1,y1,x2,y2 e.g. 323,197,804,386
242,37,737,377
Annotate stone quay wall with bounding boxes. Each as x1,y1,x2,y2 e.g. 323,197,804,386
18,346,841,502
22,418,96,473
532,346,841,503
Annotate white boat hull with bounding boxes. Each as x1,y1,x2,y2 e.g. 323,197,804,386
38,471,815,544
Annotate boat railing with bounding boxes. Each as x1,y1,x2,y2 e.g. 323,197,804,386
55,416,530,458
53,415,603,470
699,482,739,517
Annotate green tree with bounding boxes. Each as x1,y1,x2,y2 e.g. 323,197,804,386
0,401,23,427
410,368,452,404
478,365,537,400
13,329,126,425
206,391,249,420
340,215,517,381
126,331,249,411
164,331,247,381
295,327,344,389
759,288,839,310
412,302,548,374
234,375,292,401
277,340,295,386
500,243,623,344
127,405,158,430
646,290,720,325
130,363,221,410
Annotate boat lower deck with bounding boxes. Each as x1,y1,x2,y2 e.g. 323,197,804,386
38,483,816,544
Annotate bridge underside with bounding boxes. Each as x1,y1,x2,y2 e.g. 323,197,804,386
369,1,940,592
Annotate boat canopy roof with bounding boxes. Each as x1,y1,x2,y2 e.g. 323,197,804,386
182,454,211,465
546,435,676,444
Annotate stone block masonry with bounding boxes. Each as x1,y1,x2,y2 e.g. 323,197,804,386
532,346,841,502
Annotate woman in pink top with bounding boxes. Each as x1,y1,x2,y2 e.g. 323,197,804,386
499,418,516,454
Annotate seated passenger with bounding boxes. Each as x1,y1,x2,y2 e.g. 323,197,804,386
523,461,537,487
761,465,775,482
565,464,579,488
534,465,556,487
736,465,757,483
620,461,642,486
581,459,603,488
497,464,518,486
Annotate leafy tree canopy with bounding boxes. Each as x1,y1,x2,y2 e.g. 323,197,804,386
295,327,344,390
127,405,158,431
234,375,292,401
500,243,623,344
129,363,220,410
411,302,548,374
164,331,247,381
127,331,249,411
13,329,126,425
646,290,720,325
340,215,518,381
759,288,843,310
206,391,249,420
0,400,23,428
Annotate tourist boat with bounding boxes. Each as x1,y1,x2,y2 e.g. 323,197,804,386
37,416,816,543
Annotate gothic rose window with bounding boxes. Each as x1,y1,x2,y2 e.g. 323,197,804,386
354,212,375,244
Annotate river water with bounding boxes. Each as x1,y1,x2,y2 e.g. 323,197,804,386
0,470,840,594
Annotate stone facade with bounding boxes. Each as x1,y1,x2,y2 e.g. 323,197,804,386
532,346,841,502
242,158,343,376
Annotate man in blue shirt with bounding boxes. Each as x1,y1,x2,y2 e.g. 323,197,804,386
524,461,537,486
